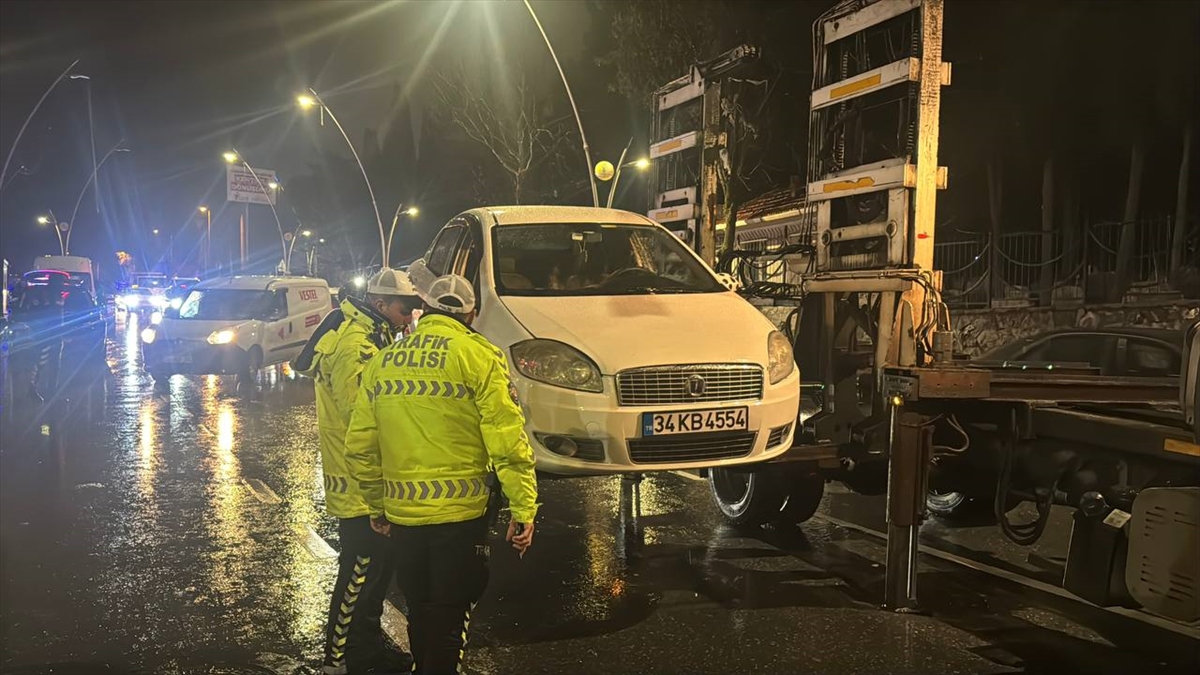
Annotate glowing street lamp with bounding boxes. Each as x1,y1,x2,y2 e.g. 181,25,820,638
634,158,651,170
222,151,239,164
297,87,386,265
36,216,49,225
198,206,212,272
301,230,312,237
36,210,66,255
603,140,651,209
386,203,420,265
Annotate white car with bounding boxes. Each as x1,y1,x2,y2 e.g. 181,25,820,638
141,275,331,382
409,206,800,475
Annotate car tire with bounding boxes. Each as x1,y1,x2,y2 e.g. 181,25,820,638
710,465,825,529
925,489,1003,523
237,346,264,397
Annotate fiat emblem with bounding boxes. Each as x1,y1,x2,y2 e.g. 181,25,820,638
686,374,707,397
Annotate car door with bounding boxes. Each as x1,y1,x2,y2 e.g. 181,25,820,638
448,217,484,312
1119,336,1181,377
259,289,294,362
409,223,467,293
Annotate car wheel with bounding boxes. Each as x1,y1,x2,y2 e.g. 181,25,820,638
710,465,824,529
237,346,264,397
925,489,1004,524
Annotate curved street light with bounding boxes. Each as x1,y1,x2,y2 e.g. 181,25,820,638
1,59,82,192
66,140,130,254
387,204,419,267
297,89,387,266
37,210,67,256
522,0,598,208
224,149,288,269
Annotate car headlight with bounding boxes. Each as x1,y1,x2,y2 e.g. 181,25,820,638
511,339,603,393
767,330,795,384
151,296,169,308
122,294,139,307
141,328,157,344
207,329,236,345
169,297,183,309
150,311,163,325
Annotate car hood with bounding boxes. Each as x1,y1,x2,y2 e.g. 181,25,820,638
159,318,249,341
498,293,776,374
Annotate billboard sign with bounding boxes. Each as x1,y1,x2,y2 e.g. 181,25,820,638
226,165,278,206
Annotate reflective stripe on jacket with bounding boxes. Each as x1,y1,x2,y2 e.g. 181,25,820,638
296,297,393,518
344,314,539,526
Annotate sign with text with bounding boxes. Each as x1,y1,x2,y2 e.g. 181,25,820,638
226,165,278,206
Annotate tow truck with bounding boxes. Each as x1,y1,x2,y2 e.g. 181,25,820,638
644,0,1200,624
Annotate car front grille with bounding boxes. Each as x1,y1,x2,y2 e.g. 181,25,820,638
616,364,764,406
627,431,757,464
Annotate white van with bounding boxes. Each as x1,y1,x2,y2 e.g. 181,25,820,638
408,206,800,476
140,275,331,382
33,255,96,296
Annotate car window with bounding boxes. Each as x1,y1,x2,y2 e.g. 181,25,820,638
1021,335,1116,372
1125,338,1180,376
426,225,466,276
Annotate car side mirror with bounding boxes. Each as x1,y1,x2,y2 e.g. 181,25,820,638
716,272,741,292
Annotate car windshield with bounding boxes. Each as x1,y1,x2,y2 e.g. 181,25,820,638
134,276,169,289
492,223,724,296
177,289,273,321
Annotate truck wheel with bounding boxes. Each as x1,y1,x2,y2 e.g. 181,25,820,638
710,465,825,529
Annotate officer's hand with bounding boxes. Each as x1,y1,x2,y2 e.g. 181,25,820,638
506,519,534,558
370,515,392,537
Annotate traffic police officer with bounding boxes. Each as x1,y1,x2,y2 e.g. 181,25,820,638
345,273,538,675
294,268,420,674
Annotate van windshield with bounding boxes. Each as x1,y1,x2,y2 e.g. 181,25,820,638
492,223,724,296
178,289,273,321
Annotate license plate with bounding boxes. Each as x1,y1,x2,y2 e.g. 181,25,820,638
642,407,748,436
162,354,191,364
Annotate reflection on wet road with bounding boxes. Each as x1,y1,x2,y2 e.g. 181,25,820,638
1,319,1197,675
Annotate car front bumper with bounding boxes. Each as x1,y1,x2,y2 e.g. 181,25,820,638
518,370,800,475
143,338,250,375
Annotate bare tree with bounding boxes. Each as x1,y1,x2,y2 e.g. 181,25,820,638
433,63,571,204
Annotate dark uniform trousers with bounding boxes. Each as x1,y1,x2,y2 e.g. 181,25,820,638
392,516,490,675
324,516,397,673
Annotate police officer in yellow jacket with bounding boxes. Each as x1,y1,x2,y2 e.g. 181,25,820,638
345,273,538,675
294,268,420,675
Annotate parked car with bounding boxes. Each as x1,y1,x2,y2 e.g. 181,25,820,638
2,270,107,399
975,327,1183,378
928,326,1185,519
141,275,331,387
407,205,801,476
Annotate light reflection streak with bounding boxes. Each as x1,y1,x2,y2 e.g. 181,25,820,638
135,398,159,500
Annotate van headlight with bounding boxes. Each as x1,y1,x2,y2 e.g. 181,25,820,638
121,294,139,307
169,297,183,309
207,329,236,345
767,330,795,384
511,340,603,393
150,311,163,325
141,328,157,344
151,295,169,308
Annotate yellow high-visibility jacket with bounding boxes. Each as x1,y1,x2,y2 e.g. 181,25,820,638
344,314,539,526
295,297,394,519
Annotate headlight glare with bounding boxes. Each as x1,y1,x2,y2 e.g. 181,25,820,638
511,340,603,393
122,294,139,307
140,328,157,344
150,311,163,325
169,297,183,309
767,330,795,384
207,329,236,345
151,296,169,308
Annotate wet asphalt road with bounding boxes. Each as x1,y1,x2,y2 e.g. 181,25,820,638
1,316,1197,675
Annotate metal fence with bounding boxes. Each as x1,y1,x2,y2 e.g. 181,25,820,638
935,216,1199,308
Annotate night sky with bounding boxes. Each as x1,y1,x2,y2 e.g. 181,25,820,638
1,0,1197,284
0,0,612,278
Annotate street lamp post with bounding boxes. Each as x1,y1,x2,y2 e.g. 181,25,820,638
607,156,651,209
224,150,288,271
198,206,211,274
37,211,67,256
522,0,599,208
386,204,419,266
1,59,81,192
297,90,387,266
65,140,129,254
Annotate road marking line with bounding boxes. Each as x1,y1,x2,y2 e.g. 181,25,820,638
813,514,1200,640
243,478,282,504
671,470,706,482
298,526,410,650
300,525,338,560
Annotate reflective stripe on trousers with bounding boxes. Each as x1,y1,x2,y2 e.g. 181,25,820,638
385,477,488,500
